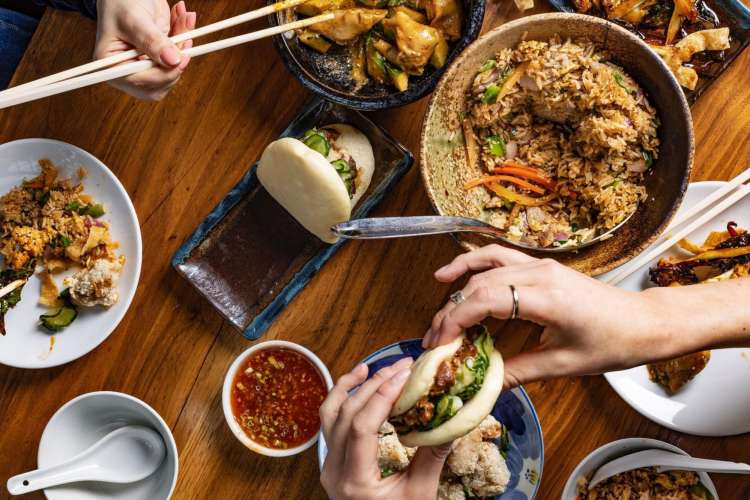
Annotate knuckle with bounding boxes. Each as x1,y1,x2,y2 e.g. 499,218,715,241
474,285,492,302
350,414,370,437
466,274,483,288
338,398,358,418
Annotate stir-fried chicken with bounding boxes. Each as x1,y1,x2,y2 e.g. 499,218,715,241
311,9,387,45
382,11,440,74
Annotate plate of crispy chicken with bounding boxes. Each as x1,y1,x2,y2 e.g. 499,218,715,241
601,181,750,436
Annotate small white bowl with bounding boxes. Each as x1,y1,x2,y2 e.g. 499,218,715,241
36,391,178,500
222,340,333,457
562,438,719,499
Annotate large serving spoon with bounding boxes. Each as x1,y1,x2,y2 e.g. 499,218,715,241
331,215,632,253
589,449,750,489
6,425,166,495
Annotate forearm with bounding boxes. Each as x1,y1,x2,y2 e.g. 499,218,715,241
35,0,97,18
642,278,750,357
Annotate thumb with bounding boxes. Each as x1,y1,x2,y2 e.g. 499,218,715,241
121,12,181,68
406,443,452,487
503,348,572,389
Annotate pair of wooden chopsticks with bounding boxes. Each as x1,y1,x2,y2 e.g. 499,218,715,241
0,0,330,110
606,166,750,286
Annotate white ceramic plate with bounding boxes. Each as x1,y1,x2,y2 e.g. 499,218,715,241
600,181,750,436
0,139,141,368
38,392,178,500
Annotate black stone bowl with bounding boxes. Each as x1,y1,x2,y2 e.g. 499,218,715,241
269,1,485,110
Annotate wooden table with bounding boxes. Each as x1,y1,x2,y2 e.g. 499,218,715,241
1,1,749,499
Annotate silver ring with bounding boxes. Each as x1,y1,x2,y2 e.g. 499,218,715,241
509,285,520,320
450,290,466,305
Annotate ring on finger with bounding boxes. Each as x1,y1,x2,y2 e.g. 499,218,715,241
450,290,466,305
509,284,520,320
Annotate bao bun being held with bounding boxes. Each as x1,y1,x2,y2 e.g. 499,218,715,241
257,124,374,243
389,326,504,447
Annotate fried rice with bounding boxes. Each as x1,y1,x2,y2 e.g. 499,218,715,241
577,467,712,499
464,36,660,248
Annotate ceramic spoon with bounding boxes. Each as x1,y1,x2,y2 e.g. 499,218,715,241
332,215,632,253
7,425,166,495
589,449,750,489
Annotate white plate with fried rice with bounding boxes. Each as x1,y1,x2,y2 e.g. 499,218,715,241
0,139,141,368
601,182,750,436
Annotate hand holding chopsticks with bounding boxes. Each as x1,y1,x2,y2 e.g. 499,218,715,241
0,0,328,109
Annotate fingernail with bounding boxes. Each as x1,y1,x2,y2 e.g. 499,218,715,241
161,46,181,66
394,356,413,369
436,265,449,275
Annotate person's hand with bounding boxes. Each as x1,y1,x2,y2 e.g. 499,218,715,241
423,245,677,388
320,358,452,500
95,0,197,101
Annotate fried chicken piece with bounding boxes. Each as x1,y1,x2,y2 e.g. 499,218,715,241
461,442,511,497
447,426,483,475
379,421,396,435
64,258,122,307
647,351,711,394
477,415,503,440
437,481,466,500
447,415,504,476
378,432,411,472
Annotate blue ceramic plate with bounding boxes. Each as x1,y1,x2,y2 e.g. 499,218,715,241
172,98,413,340
547,0,750,103
317,339,544,500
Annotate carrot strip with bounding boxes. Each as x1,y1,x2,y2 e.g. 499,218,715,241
464,175,545,194
494,167,557,190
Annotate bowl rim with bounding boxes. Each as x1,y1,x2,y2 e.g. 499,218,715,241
37,390,179,500
267,0,486,110
221,340,334,457
419,12,694,275
561,437,719,499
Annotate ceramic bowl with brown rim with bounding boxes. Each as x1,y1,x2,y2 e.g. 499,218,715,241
419,13,694,275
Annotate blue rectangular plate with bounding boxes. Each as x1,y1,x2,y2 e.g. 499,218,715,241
172,98,413,339
547,0,750,102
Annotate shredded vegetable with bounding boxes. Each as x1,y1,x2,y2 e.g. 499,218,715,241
486,183,555,206
464,175,545,194
493,164,557,190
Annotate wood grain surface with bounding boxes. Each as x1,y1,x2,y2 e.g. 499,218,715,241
0,1,749,499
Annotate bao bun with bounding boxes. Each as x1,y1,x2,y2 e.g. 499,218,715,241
257,124,374,244
322,124,374,207
390,333,504,448
390,336,464,418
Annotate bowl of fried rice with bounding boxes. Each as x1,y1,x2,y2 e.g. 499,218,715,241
420,13,694,275
561,438,718,499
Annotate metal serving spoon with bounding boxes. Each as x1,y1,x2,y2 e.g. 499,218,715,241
331,214,632,253
588,449,750,489
6,425,166,495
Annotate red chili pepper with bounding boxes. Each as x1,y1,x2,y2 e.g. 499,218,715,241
727,221,739,237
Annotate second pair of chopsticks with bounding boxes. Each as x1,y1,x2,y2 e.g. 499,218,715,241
606,166,750,286
0,0,330,110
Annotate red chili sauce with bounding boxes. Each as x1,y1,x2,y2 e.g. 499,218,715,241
231,347,327,449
